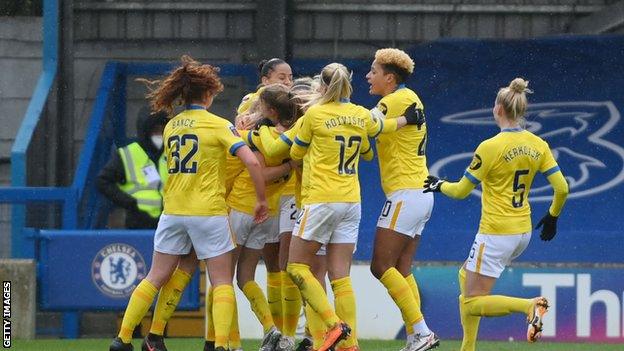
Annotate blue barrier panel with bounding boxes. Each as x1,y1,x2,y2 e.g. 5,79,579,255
294,36,624,263
38,230,200,310
408,265,624,343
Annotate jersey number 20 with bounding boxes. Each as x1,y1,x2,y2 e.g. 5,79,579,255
168,134,198,174
335,135,362,175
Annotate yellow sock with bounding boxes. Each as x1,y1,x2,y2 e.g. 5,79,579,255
458,268,480,351
331,277,357,348
305,303,326,350
405,273,422,310
405,273,423,335
242,281,275,333
287,262,340,328
464,295,533,317
229,296,242,349
281,271,302,337
267,271,283,331
381,268,423,332
205,286,215,342
150,269,191,335
212,285,235,348
118,279,158,343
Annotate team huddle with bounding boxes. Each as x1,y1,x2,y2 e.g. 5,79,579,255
109,48,569,351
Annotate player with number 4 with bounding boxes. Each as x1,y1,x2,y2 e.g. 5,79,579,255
423,78,569,351
366,48,440,351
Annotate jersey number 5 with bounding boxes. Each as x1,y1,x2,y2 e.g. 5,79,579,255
335,135,362,175
512,169,529,208
168,134,199,174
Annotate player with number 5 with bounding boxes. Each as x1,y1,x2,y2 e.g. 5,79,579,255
423,78,569,350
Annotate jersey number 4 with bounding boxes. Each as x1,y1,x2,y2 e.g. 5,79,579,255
335,135,362,175
168,134,198,174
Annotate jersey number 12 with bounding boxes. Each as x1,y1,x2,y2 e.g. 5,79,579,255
335,135,362,175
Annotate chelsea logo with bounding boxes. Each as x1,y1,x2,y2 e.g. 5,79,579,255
92,243,147,298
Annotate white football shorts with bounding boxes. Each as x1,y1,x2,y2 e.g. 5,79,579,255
292,202,361,245
229,209,279,250
465,232,531,278
279,195,298,235
154,214,235,260
376,189,433,237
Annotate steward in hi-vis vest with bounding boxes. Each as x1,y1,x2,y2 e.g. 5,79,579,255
97,107,168,229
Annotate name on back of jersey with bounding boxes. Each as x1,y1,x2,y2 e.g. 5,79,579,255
503,145,542,163
171,118,196,128
324,115,366,130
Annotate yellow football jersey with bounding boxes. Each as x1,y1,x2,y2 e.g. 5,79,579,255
373,86,428,195
464,128,560,235
163,106,245,216
227,128,291,215
290,101,387,205
236,87,265,114
258,119,305,207
224,130,250,197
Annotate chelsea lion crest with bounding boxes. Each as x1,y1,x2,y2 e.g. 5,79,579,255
92,243,147,298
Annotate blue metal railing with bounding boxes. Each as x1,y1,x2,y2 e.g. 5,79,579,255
10,0,58,258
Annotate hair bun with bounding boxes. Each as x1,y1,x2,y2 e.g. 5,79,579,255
257,59,269,73
509,78,531,94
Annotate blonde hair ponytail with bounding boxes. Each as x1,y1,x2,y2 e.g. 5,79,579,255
304,63,352,108
496,78,533,124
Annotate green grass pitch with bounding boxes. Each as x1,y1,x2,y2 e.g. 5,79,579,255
11,338,623,351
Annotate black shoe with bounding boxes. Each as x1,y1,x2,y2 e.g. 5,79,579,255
204,340,215,351
295,337,312,351
214,347,228,351
110,337,134,351
141,333,168,351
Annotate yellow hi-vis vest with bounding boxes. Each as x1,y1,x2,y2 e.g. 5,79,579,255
117,142,168,218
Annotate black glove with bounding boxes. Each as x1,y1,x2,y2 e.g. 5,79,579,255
423,175,445,193
403,103,426,130
535,211,558,241
255,118,274,130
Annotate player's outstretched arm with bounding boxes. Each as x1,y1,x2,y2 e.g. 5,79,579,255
536,170,569,241
236,145,269,223
424,175,476,200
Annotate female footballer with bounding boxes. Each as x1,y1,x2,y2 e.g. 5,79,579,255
424,78,569,351
109,55,268,351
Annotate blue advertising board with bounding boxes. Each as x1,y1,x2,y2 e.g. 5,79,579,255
412,265,624,343
291,36,624,263
38,230,200,310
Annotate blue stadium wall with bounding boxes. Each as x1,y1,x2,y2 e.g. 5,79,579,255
302,35,624,263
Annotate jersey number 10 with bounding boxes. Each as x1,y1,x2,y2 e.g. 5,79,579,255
335,135,362,175
168,134,198,174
